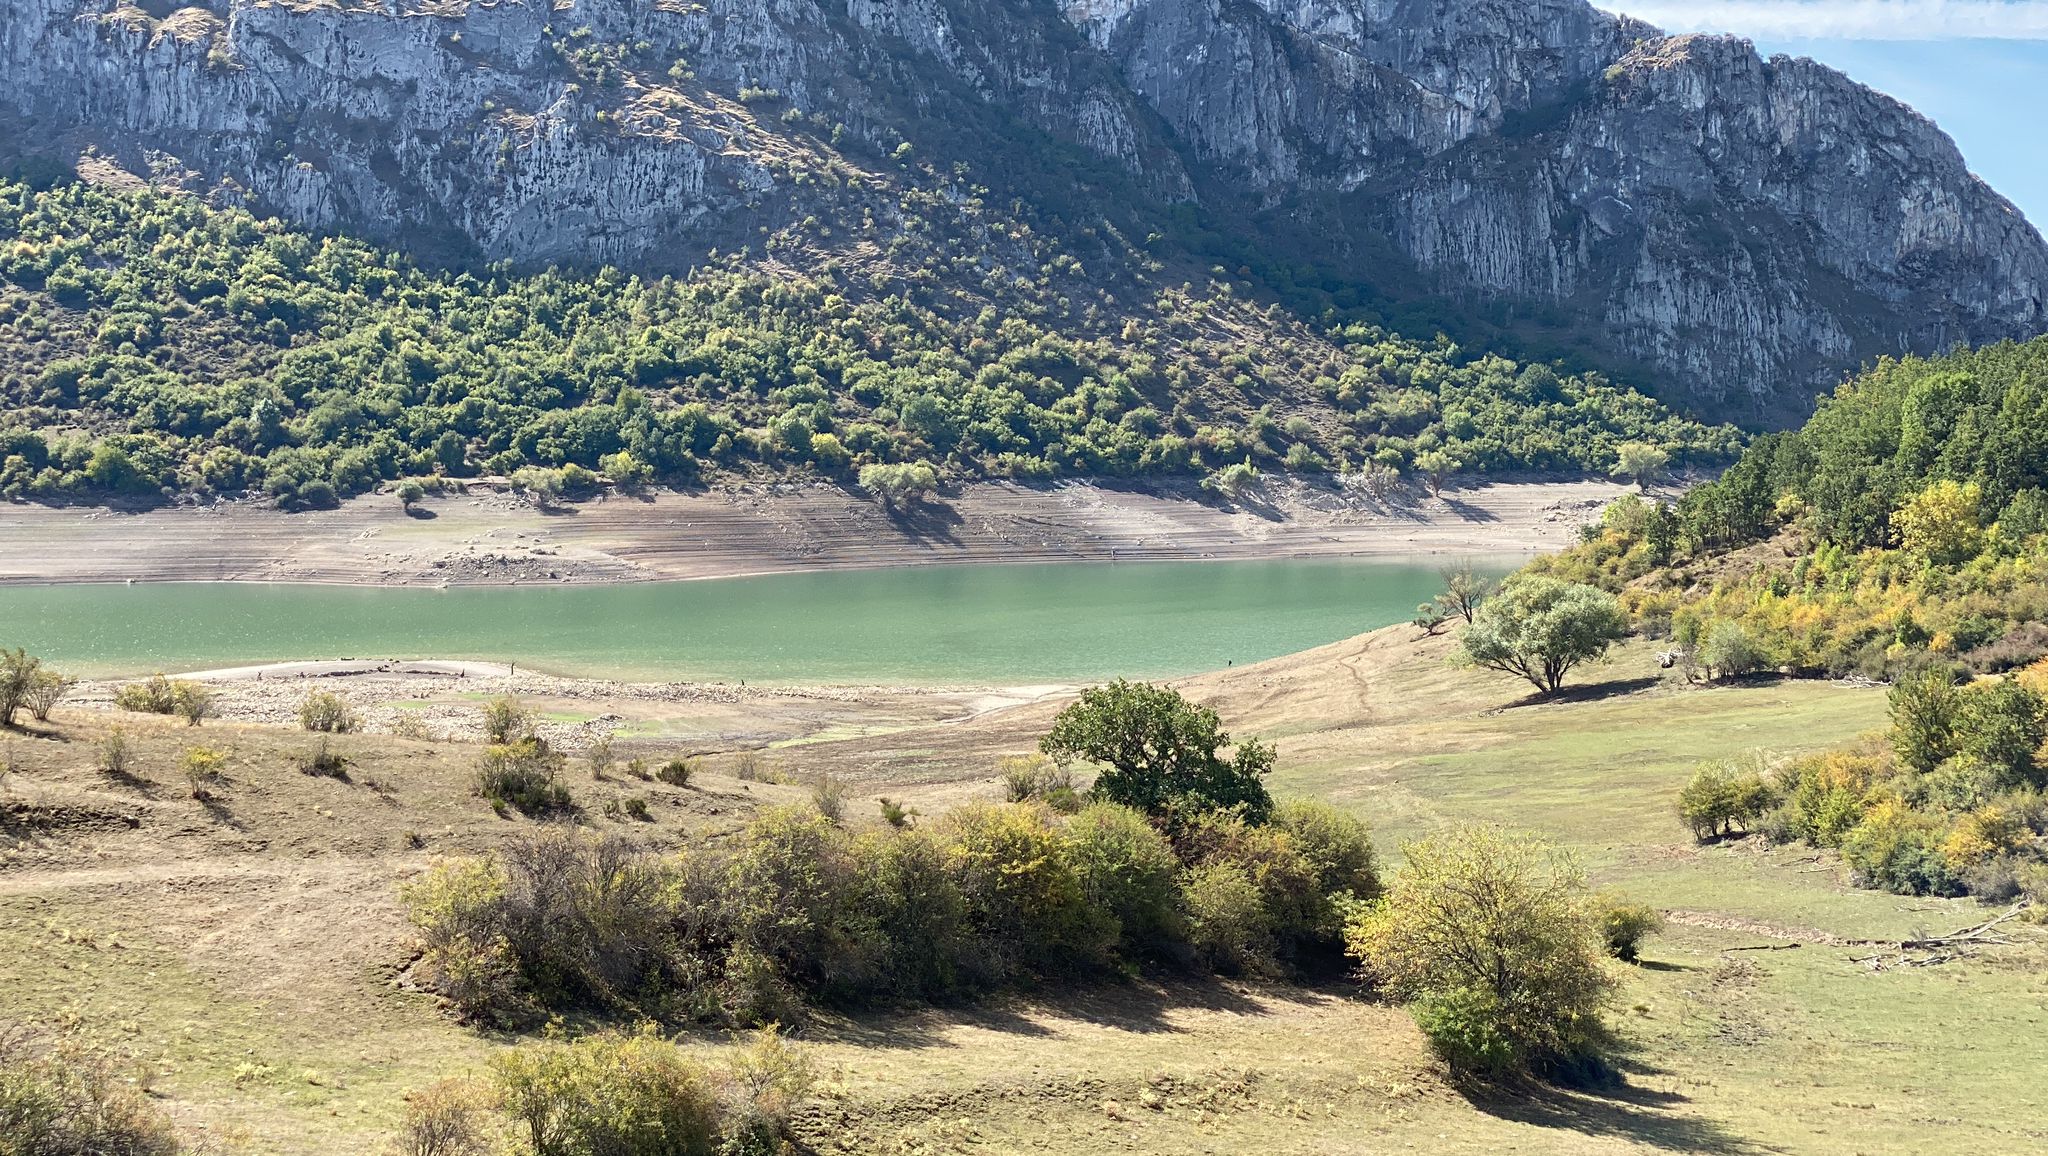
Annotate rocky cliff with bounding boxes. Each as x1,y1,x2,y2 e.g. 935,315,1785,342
3,0,2042,419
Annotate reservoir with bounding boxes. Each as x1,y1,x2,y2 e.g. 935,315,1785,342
0,557,1517,685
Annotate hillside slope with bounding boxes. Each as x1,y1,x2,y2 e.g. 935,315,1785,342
1,0,2041,417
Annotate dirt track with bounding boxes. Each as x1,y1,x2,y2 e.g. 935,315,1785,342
0,476,1640,586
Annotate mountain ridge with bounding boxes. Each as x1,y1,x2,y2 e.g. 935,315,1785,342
0,0,2042,423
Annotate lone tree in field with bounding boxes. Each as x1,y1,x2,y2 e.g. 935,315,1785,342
1041,680,1274,824
396,480,426,512
1,648,42,726
1346,825,1614,1077
858,461,939,510
1610,442,1671,492
1413,448,1459,498
1455,575,1629,695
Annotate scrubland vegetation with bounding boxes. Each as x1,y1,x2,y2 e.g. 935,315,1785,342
0,178,1735,507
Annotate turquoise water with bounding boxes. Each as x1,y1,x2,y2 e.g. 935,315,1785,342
0,558,1515,685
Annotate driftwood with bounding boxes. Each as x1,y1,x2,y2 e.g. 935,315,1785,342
1715,901,2033,969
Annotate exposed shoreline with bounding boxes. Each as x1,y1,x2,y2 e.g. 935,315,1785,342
0,475,1640,588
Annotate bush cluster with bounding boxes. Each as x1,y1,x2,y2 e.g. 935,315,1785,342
112,674,213,726
0,1022,182,1156
1678,670,2048,899
404,798,1377,1028
395,1027,813,1156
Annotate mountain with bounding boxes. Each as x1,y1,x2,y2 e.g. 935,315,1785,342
5,0,2042,421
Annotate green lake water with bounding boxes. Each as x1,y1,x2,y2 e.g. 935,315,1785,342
0,558,1517,685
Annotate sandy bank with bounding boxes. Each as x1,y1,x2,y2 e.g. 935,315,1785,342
64,658,1073,754
0,475,1640,587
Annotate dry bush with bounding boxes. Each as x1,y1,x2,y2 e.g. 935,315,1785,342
298,690,358,734
0,1022,183,1156
393,1078,495,1156
473,739,572,816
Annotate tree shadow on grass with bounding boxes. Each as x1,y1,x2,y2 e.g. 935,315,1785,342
811,975,1286,1051
1497,676,1664,711
1460,1069,1760,1155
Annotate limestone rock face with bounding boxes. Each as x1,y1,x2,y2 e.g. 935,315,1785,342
4,0,2042,415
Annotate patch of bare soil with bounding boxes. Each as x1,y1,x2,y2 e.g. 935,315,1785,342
0,476,1644,586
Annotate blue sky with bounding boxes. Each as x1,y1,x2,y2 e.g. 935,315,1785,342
1604,2,2048,229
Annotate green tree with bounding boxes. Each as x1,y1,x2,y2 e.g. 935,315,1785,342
858,461,939,509
1697,619,1769,680
1346,825,1614,1076
396,480,426,511
1414,448,1459,498
1889,669,1961,775
0,648,40,726
1955,677,2047,787
1610,441,1671,492
1040,680,1275,823
1454,576,1630,695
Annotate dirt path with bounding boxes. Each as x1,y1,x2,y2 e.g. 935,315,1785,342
0,476,1641,586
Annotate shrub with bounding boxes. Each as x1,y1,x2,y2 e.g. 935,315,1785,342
180,745,226,799
407,830,679,1023
95,729,129,775
402,857,534,1026
1180,859,1270,973
1697,619,1769,680
395,480,428,511
474,738,572,816
395,1077,495,1156
998,753,1074,806
731,751,774,783
1201,460,1259,498
298,690,357,733
110,674,214,726
1595,895,1664,962
847,827,969,998
481,696,531,744
0,1023,183,1156
1841,800,1963,896
488,1027,813,1156
299,736,351,778
1063,803,1184,957
1778,751,1881,846
1410,986,1520,1077
586,735,615,779
1346,826,1614,1076
655,758,695,788
171,682,214,727
23,670,71,723
877,797,916,827
1677,758,1776,840
392,710,431,741
1271,799,1381,909
943,803,1114,979
0,649,38,725
809,773,844,820
491,1028,720,1156
1040,680,1274,824
858,461,939,508
1889,669,1961,775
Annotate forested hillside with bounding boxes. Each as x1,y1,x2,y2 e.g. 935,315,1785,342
0,177,1735,505
1527,338,2048,903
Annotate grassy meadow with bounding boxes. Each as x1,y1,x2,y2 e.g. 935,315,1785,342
3,627,2044,1154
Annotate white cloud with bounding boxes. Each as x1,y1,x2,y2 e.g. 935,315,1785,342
1604,0,2048,40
